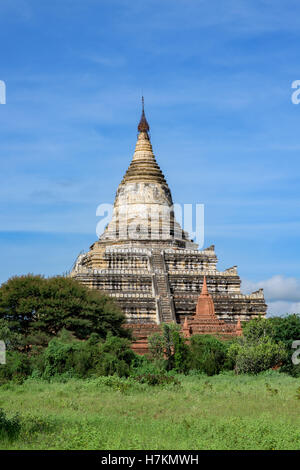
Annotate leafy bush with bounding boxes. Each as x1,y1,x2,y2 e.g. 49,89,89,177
172,329,190,373
0,408,21,440
134,373,180,387
269,315,300,377
148,327,235,376
39,330,136,379
269,314,300,346
95,333,135,377
21,414,58,437
94,375,133,393
240,315,300,376
242,317,275,342
40,330,82,378
131,354,165,376
0,350,32,385
0,319,22,351
228,336,288,374
148,333,165,361
189,335,231,376
148,323,190,372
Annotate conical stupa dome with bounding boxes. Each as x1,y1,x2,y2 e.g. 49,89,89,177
100,99,195,246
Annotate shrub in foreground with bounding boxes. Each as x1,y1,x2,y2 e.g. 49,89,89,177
0,351,32,385
134,373,181,387
95,333,136,377
228,336,288,374
0,408,21,440
39,330,136,379
189,335,231,376
240,315,300,376
148,323,190,373
131,354,166,376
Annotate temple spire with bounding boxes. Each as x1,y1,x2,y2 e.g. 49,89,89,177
236,318,243,336
182,315,191,338
201,276,209,295
138,96,150,133
196,276,216,317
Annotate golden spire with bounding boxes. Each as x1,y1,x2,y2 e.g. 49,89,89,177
138,96,150,133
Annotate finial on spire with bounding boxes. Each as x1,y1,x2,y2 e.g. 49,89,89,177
201,276,209,295
138,96,150,133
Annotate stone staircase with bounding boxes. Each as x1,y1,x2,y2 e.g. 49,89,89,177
151,249,176,324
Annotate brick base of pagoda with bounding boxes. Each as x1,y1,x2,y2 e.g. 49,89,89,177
126,318,241,355
125,323,161,355
179,315,239,340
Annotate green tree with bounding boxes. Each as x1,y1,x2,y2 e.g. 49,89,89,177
0,351,32,384
148,332,165,361
0,275,129,348
269,314,300,376
242,317,275,342
172,329,190,373
189,335,230,375
95,333,136,377
269,314,300,348
0,319,22,351
228,336,288,374
241,315,300,376
148,323,189,372
40,330,135,379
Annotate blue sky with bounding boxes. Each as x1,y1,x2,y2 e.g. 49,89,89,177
0,0,300,315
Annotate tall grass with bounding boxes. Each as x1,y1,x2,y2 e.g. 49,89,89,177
0,371,299,450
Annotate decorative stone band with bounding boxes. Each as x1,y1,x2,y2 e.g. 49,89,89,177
105,247,151,255
173,289,265,300
72,265,243,277
71,268,151,275
110,293,153,298
104,247,219,260
164,248,216,255
72,266,241,277
168,270,231,276
96,269,151,274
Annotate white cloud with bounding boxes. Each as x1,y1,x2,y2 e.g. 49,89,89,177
242,275,300,316
242,275,300,302
267,301,300,317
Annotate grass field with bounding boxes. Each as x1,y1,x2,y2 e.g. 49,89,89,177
0,371,300,450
